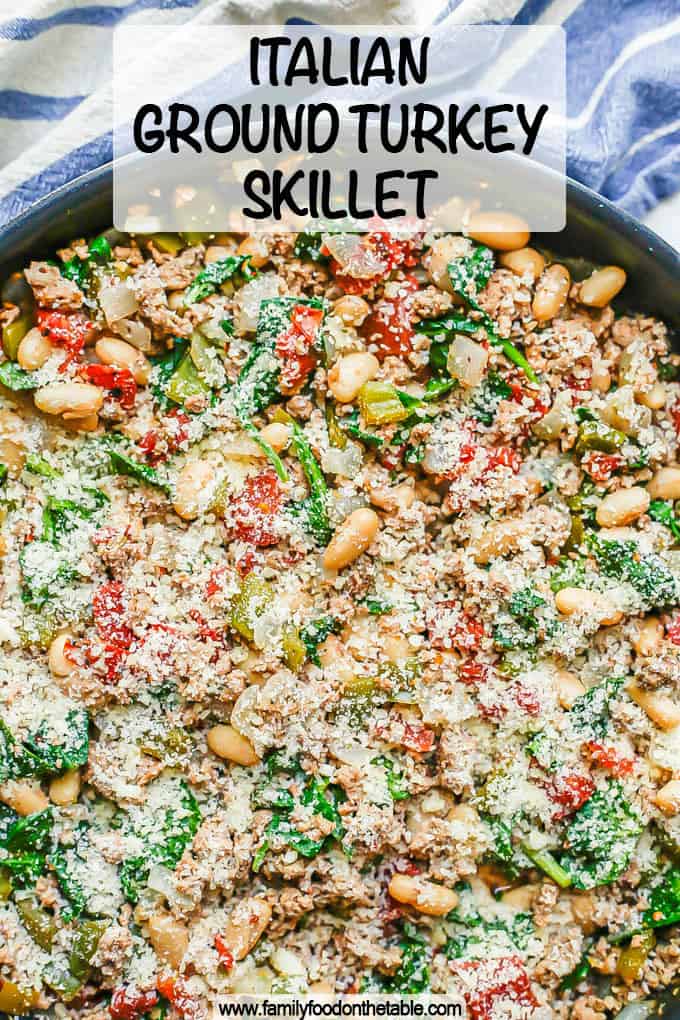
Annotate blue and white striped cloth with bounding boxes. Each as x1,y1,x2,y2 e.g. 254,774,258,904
0,0,678,229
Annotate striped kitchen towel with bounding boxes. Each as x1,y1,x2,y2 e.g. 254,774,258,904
0,0,678,228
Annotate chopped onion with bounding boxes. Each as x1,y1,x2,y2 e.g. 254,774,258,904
146,864,175,896
322,442,363,478
602,384,651,436
99,280,138,325
322,233,387,278
447,335,489,388
234,272,283,332
614,1004,655,1020
113,317,152,352
532,390,574,440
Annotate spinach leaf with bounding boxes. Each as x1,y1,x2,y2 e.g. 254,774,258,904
300,616,341,666
470,372,513,426
150,340,189,407
371,755,409,801
290,423,332,546
389,923,430,994
0,808,54,887
184,255,253,305
120,782,201,904
109,449,172,495
590,534,679,609
649,499,680,541
642,868,680,929
560,781,642,889
41,489,108,545
570,677,625,740
294,233,329,263
0,362,39,391
1,711,89,782
50,847,87,921
61,235,112,291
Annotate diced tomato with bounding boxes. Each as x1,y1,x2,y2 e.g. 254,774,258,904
486,447,521,473
274,304,323,393
156,977,199,1020
666,614,680,645
359,278,418,360
231,470,283,547
459,442,478,465
565,373,592,392
366,232,419,272
92,581,134,681
36,309,94,369
549,771,595,818
670,400,680,434
214,934,235,969
458,661,489,685
139,409,191,464
402,722,435,754
81,363,137,408
206,564,230,601
454,955,538,1020
586,741,635,777
428,601,485,653
512,684,541,717
109,986,158,1020
582,451,623,483
93,581,133,648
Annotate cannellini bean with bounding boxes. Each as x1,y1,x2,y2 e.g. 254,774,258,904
591,364,612,393
147,913,189,969
654,779,680,816
570,893,597,933
237,236,269,269
554,587,623,627
467,212,530,251
34,382,103,420
317,635,355,684
448,803,479,826
48,632,76,677
648,467,680,501
368,481,415,513
637,382,666,410
205,245,234,264
17,327,53,370
532,264,571,322
499,246,545,280
628,685,680,731
579,266,626,308
501,885,537,911
218,898,272,961
387,873,458,916
95,337,151,384
383,634,412,663
0,780,49,816
0,409,29,476
332,295,370,326
49,769,81,807
632,616,664,657
472,519,526,565
61,413,99,433
595,486,650,528
554,668,586,709
258,421,291,452
328,352,380,403
323,508,380,571
173,460,216,520
207,724,259,765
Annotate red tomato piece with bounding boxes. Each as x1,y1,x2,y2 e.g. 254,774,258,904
214,934,235,969
156,977,199,1020
458,661,489,685
549,771,595,818
81,364,137,408
512,684,541,717
486,447,522,473
109,986,158,1020
92,581,134,681
231,470,283,547
402,722,435,753
670,401,680,434
586,741,635,777
36,309,94,371
455,955,538,1020
582,452,623,483
666,614,680,645
359,279,418,360
274,304,322,394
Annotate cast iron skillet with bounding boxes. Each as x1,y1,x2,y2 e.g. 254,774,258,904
0,164,678,1018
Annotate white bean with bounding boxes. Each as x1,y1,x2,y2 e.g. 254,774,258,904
532,264,570,322
17,327,53,370
173,460,215,520
34,382,103,420
648,467,680,501
323,508,380,571
95,337,151,384
596,487,650,528
467,212,530,251
48,632,76,677
579,266,626,308
388,874,458,916
328,352,380,403
49,769,81,806
207,724,259,765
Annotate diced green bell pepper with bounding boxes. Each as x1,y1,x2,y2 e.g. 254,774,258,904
358,381,411,425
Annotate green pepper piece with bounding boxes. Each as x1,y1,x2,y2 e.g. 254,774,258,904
0,976,41,1014
69,918,109,982
358,381,411,425
165,351,211,406
563,514,585,553
0,867,11,900
326,403,347,449
575,419,625,455
149,233,183,255
229,573,274,642
521,844,572,888
2,314,32,361
43,960,83,1003
282,624,307,671
15,896,58,950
